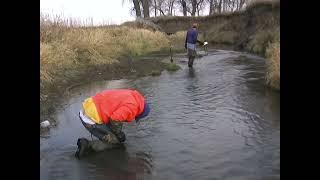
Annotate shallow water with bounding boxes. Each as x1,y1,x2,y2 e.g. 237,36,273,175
40,49,280,180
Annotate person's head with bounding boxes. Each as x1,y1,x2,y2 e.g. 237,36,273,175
192,23,198,29
135,101,150,123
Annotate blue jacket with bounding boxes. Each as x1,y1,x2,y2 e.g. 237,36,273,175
185,28,198,44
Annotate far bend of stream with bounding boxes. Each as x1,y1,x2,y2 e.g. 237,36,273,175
40,49,280,180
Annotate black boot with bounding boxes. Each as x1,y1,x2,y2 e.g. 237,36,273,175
75,138,90,159
115,131,126,143
188,57,194,68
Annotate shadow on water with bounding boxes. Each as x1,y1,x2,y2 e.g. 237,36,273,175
187,68,196,78
41,144,153,180
82,148,154,180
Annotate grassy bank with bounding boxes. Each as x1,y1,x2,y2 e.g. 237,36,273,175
40,16,183,123
265,41,280,90
149,0,280,90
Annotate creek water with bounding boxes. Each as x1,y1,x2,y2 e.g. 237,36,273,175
40,49,280,180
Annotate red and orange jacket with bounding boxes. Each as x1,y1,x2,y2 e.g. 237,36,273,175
82,89,145,124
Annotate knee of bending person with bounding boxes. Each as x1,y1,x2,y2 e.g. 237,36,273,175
109,121,123,133
101,133,121,144
81,120,95,133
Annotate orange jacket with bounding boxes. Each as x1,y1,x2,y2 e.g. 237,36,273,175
86,89,145,124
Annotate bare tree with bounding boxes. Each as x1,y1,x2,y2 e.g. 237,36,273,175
208,0,215,14
208,0,213,15
220,0,247,12
127,0,249,18
207,0,220,15
162,0,176,16
169,0,176,16
229,0,235,12
133,0,142,17
122,0,142,18
238,0,246,10
159,9,166,15
196,0,206,16
191,0,197,16
150,0,159,17
141,0,150,18
179,0,188,16
152,0,157,16
223,0,227,12
218,0,222,13
155,0,167,16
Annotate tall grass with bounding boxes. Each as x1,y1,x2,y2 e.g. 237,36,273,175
41,15,169,66
168,31,187,50
247,28,279,55
265,41,280,90
40,14,171,108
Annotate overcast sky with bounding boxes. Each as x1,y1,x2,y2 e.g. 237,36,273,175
40,0,135,25
40,0,210,25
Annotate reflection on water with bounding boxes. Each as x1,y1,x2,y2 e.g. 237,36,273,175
188,68,196,78
41,144,153,180
83,149,153,180
40,49,280,180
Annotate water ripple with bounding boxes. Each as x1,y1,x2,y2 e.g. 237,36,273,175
41,50,279,180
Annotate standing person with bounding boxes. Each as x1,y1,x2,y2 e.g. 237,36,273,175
185,23,204,68
75,89,150,159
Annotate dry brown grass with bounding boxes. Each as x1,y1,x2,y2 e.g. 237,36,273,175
265,41,280,90
247,28,279,55
40,15,170,88
168,31,187,50
121,18,163,31
40,14,173,110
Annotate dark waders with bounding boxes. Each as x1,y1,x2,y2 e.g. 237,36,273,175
76,113,125,158
187,48,196,68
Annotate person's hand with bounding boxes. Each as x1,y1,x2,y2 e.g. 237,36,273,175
184,43,187,49
116,131,126,142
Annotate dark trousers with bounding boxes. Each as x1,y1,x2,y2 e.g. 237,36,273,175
79,115,126,152
187,48,196,67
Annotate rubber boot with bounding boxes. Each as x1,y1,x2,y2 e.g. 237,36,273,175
188,57,194,68
88,140,122,152
75,138,91,159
